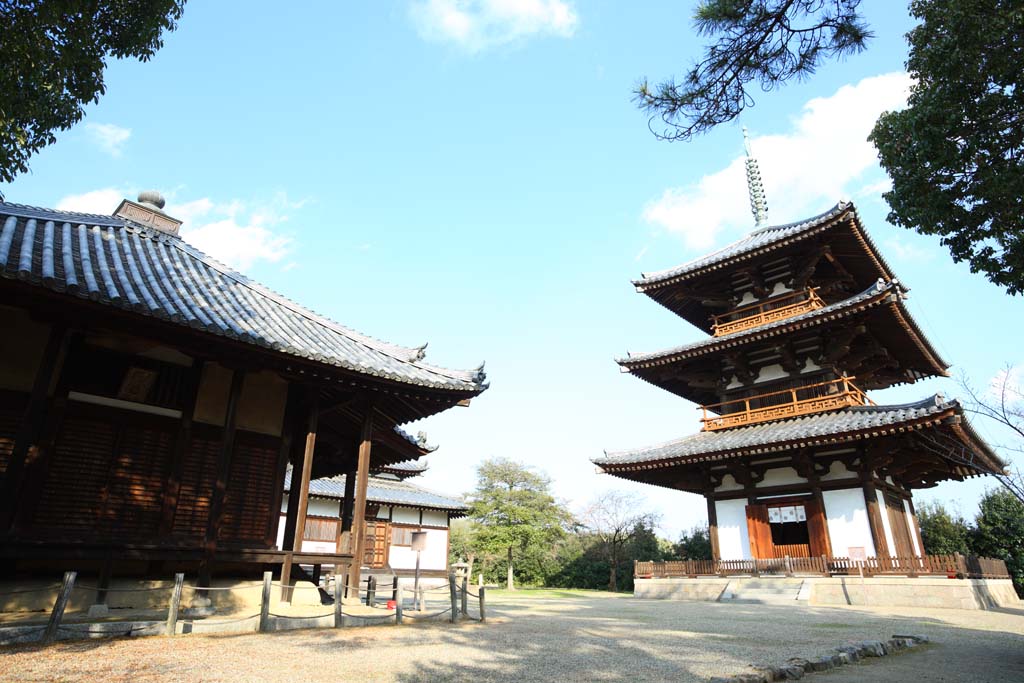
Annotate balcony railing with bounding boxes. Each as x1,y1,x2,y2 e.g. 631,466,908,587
711,288,825,337
699,376,873,431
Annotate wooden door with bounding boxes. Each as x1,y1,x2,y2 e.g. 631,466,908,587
745,504,772,559
804,497,833,558
363,520,390,568
884,493,915,558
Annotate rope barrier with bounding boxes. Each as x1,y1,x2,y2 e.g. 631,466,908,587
181,585,251,592
196,614,261,626
0,585,61,596
73,584,170,593
341,611,397,621
267,611,336,620
58,625,135,637
402,607,452,620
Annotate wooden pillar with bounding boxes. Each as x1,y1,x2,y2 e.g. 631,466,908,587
809,486,833,558
336,468,357,553
200,369,246,583
159,360,205,537
346,404,374,597
0,325,70,532
267,384,302,548
281,386,318,598
706,495,720,562
862,480,890,558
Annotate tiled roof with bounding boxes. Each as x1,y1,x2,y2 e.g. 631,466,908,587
619,280,947,377
284,466,467,513
594,395,1003,471
0,202,487,393
633,201,893,290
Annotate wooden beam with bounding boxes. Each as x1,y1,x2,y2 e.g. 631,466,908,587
346,403,375,597
265,383,302,548
706,496,720,562
862,480,890,557
159,360,205,537
200,368,246,581
0,325,70,532
282,386,319,600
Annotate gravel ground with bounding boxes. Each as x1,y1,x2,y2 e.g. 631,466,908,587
1,589,1022,682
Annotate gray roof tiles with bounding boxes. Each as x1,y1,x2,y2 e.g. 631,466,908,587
0,202,486,393
284,467,467,513
594,395,984,467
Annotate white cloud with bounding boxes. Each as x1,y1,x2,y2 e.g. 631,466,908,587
884,238,934,263
409,0,577,52
85,123,132,157
643,72,913,252
55,188,300,272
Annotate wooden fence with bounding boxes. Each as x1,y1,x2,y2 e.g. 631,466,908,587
635,554,1010,580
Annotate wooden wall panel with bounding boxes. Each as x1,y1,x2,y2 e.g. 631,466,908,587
0,399,24,489
804,497,832,557
218,433,278,544
745,504,772,558
171,434,221,539
101,423,173,536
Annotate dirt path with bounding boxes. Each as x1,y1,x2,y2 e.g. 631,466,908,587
1,590,1022,682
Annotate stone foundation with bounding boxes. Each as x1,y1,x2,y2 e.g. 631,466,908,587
633,576,1021,610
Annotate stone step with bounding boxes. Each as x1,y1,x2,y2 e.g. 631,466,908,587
726,597,801,604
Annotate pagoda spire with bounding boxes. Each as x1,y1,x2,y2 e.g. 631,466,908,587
743,127,768,227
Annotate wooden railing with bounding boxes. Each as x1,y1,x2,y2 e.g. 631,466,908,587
711,288,825,337
700,376,873,431
635,555,1011,579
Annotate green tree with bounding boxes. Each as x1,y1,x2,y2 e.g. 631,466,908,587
970,489,1024,596
870,0,1024,294
0,1,186,190
673,525,713,560
916,502,971,555
634,0,871,141
467,458,572,590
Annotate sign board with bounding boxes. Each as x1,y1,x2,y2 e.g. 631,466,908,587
768,507,782,523
795,505,806,522
849,546,867,561
780,506,797,523
410,531,428,552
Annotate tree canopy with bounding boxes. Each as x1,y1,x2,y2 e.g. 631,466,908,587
580,491,658,591
870,0,1024,294
916,502,971,555
466,458,572,590
634,0,871,141
0,1,186,190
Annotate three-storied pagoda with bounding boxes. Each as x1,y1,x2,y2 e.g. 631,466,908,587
594,149,1004,563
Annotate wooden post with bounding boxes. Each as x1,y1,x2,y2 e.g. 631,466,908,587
336,469,356,555
259,571,273,633
449,573,458,623
266,384,301,548
43,571,76,644
200,369,246,588
862,481,890,557
346,403,374,597
479,586,486,622
366,575,376,607
166,573,184,636
392,575,399,602
418,585,425,612
0,325,69,532
785,555,793,577
395,584,404,624
461,573,468,616
706,496,720,561
283,386,319,603
334,569,344,628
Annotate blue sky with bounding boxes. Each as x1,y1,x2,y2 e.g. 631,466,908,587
5,1,1021,537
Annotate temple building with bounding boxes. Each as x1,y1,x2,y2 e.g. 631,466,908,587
594,147,1004,564
280,459,466,583
0,193,486,596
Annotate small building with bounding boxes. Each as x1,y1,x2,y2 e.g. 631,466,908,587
279,459,467,582
0,194,486,596
594,184,1005,563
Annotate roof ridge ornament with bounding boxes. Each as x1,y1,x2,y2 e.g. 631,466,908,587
743,127,768,227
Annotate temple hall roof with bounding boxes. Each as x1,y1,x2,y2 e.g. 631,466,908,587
0,201,487,396
594,395,1004,476
284,466,468,515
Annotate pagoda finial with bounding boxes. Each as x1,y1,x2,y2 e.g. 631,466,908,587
743,127,768,227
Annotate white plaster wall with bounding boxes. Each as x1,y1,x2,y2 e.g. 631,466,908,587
422,510,449,528
715,499,751,560
392,507,420,524
756,467,805,488
377,506,391,520
903,499,922,555
715,474,744,492
755,363,788,384
822,489,876,558
387,528,448,571
877,489,897,557
278,495,338,517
